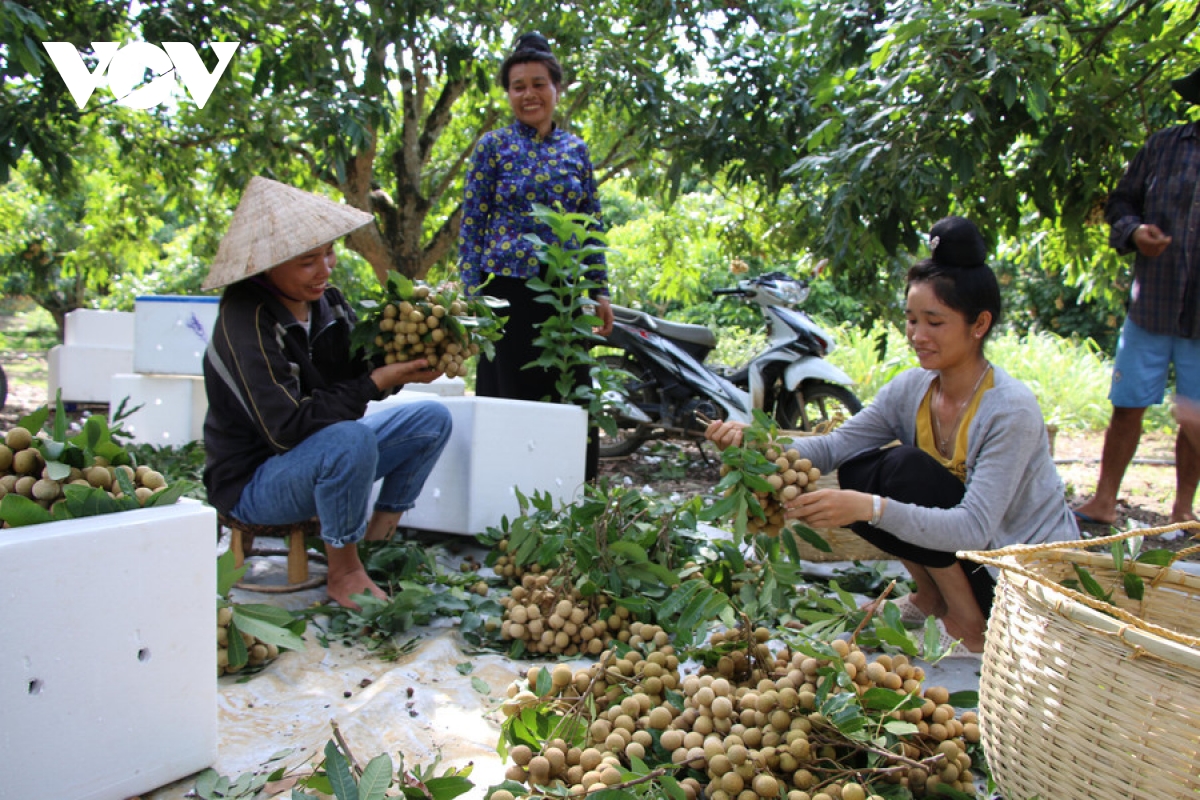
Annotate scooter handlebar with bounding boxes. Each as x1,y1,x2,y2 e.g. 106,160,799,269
712,287,748,297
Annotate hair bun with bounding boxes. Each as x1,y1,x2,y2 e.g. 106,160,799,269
514,32,553,55
929,216,987,269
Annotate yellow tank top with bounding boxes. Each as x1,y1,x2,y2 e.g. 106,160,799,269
916,370,996,481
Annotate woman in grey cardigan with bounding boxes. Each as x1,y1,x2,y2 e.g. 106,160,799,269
707,217,1076,654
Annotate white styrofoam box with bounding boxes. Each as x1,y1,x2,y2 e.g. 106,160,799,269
0,501,218,800
133,295,221,375
110,373,207,445
364,394,587,535
399,376,467,397
63,308,135,348
47,343,136,404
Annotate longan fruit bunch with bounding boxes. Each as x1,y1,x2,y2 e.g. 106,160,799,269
721,435,822,536
362,281,488,378
216,605,279,676
0,427,169,515
495,634,980,800
498,571,637,657
660,638,978,799
499,625,688,795
490,537,541,585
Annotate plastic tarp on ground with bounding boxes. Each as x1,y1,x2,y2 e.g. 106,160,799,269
145,626,519,799
144,543,985,800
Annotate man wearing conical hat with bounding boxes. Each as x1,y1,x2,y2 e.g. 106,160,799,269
202,177,452,609
1074,65,1200,529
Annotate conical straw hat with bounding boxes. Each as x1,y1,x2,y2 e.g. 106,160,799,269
202,177,376,290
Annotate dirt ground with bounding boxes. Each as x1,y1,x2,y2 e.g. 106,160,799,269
2,341,1192,547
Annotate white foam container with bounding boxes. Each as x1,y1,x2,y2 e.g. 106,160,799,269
110,373,207,445
0,501,218,800
47,344,135,405
364,394,587,535
399,376,467,397
133,295,221,376
63,308,135,348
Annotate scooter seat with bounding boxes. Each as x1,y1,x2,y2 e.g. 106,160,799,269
611,305,718,350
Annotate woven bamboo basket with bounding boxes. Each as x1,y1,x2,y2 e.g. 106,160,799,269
961,523,1200,800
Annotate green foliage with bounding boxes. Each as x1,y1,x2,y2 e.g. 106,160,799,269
292,738,474,800
1063,536,1182,609
193,751,292,800
479,482,731,648
524,204,610,400
0,392,198,527
301,539,503,655
216,549,307,672
662,0,1200,316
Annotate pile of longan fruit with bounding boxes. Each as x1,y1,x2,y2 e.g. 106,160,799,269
497,570,638,657
722,434,823,536
494,631,980,799
0,426,169,520
366,283,483,378
216,606,279,676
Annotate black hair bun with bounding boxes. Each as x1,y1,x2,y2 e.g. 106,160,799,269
514,32,553,55
929,216,987,269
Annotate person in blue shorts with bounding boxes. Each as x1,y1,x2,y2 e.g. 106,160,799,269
1073,65,1200,527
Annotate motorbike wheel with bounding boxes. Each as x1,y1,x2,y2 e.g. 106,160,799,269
596,353,653,458
0,363,7,411
776,381,862,432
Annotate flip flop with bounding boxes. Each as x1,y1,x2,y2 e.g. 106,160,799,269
1072,508,1113,527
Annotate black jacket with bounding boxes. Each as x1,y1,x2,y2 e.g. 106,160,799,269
202,278,381,515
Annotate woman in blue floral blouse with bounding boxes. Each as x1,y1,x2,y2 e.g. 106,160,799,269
458,32,613,479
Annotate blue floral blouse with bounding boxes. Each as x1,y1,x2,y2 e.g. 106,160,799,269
458,121,607,294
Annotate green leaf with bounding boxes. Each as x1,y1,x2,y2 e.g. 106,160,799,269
0,493,54,526
324,740,359,800
231,604,307,651
44,459,72,481
946,690,978,707
789,524,832,552
357,754,393,800
1122,571,1145,601
226,619,249,670
421,776,473,799
1072,564,1111,603
1135,549,1177,567
217,549,247,598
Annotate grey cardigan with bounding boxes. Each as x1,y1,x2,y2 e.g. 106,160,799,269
795,365,1076,553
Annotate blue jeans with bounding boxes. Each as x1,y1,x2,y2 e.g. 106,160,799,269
231,401,452,547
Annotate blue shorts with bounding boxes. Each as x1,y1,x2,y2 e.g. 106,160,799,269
1110,317,1200,407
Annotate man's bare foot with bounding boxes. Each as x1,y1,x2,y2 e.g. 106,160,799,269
326,565,387,611
324,541,388,610
1071,498,1116,527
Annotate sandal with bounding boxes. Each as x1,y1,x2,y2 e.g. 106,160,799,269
889,593,930,627
921,620,982,661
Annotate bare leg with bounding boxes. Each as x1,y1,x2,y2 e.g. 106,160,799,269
899,559,949,618
1172,427,1200,523
324,542,387,610
1073,406,1146,525
364,509,403,542
927,563,987,652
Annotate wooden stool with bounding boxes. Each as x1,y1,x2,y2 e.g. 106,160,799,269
219,514,326,593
